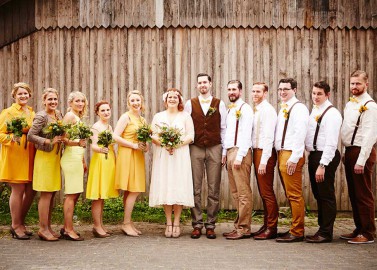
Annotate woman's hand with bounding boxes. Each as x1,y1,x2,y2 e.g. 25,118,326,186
78,139,87,148
51,135,62,145
166,147,174,155
99,147,109,154
12,135,21,143
138,142,148,152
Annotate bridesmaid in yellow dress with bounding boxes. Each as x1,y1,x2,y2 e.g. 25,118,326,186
61,91,88,241
114,90,148,237
28,88,63,241
86,100,118,238
0,82,35,240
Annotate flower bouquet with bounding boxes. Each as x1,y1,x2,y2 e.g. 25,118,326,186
97,130,114,159
43,121,67,154
7,117,29,146
136,122,153,143
66,122,93,146
155,123,183,154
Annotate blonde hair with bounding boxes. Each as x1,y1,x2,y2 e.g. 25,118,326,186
67,91,88,118
127,90,145,112
11,82,32,99
42,88,59,106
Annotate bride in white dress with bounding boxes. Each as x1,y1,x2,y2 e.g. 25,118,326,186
149,88,195,238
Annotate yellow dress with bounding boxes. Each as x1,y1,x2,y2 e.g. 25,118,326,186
30,111,63,192
0,103,35,183
86,144,119,199
61,115,85,194
115,112,146,192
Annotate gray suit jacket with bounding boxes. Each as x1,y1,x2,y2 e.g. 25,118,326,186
27,110,63,152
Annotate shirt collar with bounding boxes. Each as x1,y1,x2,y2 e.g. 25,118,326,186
353,92,371,103
255,99,267,110
282,96,298,108
315,99,332,111
199,95,213,102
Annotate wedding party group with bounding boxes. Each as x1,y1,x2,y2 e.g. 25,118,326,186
0,70,376,245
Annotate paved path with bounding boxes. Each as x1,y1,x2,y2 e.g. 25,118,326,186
1,219,376,270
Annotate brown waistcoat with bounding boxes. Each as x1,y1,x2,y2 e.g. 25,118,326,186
191,97,221,147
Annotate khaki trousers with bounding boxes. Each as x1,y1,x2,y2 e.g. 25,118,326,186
278,150,305,236
253,148,278,230
227,147,252,233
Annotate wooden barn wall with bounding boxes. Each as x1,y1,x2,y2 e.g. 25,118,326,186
33,0,377,29
0,27,376,210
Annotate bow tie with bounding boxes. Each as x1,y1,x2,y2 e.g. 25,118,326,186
200,99,211,104
313,105,319,109
228,103,237,109
280,103,288,109
253,105,258,113
349,97,359,103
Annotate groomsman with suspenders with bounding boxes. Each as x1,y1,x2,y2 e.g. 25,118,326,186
274,78,309,243
305,81,342,243
340,70,377,244
250,82,279,240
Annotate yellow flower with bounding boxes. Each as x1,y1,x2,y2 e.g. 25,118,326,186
315,115,320,122
283,109,289,119
49,126,53,130
208,107,216,116
359,105,368,113
235,110,242,120
349,97,358,103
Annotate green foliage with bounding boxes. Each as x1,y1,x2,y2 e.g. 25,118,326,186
136,123,153,143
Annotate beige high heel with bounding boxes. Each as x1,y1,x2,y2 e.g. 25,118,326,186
172,225,181,238
165,225,173,238
121,223,139,237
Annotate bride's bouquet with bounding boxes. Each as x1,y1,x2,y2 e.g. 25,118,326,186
155,123,183,154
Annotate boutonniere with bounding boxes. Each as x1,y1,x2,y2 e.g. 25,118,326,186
235,110,242,120
359,105,368,113
315,115,320,122
349,97,358,103
208,107,216,116
283,108,289,119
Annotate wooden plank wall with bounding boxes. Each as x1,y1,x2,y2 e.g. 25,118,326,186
0,27,376,210
33,0,377,30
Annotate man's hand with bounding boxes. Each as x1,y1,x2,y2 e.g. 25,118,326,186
221,155,227,167
233,160,241,170
258,164,267,175
286,161,297,176
354,164,364,174
315,166,325,182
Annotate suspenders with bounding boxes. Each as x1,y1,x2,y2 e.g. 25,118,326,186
281,101,300,149
313,105,334,151
350,100,375,145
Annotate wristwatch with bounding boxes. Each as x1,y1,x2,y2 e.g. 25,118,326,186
319,163,326,168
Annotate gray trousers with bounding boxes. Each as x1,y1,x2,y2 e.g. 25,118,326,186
190,144,222,229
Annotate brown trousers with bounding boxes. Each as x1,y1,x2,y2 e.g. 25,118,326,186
190,144,222,229
344,146,376,240
227,147,252,233
278,150,306,236
253,148,278,230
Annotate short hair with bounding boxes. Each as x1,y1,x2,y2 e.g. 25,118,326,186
313,81,330,94
41,88,59,106
67,91,88,118
197,73,212,82
12,82,32,99
350,70,368,82
164,88,184,111
278,78,297,89
127,90,145,112
253,82,268,92
227,80,242,90
94,100,111,115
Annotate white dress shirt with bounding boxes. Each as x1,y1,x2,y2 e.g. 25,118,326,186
252,99,277,165
184,95,227,147
305,99,342,165
275,96,309,163
341,92,377,166
223,98,254,161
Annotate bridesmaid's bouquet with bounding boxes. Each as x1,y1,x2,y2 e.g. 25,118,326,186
6,117,29,146
136,122,153,143
66,122,93,146
97,130,114,159
155,124,183,152
43,121,67,154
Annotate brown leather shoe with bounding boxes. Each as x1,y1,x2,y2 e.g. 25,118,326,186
340,232,358,240
254,228,277,240
348,234,374,244
277,230,290,237
306,235,332,243
191,228,202,239
206,228,216,239
250,226,267,237
225,231,251,240
276,233,304,243
222,229,237,237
